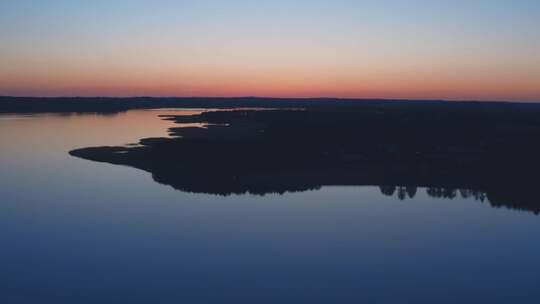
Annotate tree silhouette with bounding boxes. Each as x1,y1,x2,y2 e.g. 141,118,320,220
380,186,397,197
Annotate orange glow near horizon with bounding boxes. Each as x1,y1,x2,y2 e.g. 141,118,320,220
2,44,539,101
2,69,539,102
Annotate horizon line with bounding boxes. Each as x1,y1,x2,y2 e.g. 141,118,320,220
2,95,539,104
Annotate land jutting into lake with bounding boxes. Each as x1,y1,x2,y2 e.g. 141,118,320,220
18,97,530,215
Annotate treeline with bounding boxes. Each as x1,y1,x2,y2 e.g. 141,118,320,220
2,96,540,114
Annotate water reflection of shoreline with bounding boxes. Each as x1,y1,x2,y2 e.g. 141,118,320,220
380,186,487,201
379,186,538,215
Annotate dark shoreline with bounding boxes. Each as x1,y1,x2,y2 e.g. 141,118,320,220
2,96,540,114
69,105,540,214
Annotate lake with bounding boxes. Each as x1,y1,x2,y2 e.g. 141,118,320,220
1,109,539,303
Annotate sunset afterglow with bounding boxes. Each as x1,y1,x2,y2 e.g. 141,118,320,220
1,0,539,101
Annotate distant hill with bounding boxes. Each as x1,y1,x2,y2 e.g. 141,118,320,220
2,96,539,114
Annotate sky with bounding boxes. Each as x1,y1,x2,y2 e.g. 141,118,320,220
1,0,539,101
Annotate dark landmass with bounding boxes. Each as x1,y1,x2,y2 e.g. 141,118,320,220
70,103,540,215
2,95,540,114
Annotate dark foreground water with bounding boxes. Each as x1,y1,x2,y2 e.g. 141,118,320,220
1,110,539,303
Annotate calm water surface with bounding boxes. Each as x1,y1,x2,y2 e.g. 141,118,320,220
1,110,539,303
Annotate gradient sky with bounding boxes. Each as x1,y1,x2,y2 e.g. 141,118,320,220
1,0,539,101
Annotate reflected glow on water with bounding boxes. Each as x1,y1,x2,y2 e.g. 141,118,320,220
1,110,539,303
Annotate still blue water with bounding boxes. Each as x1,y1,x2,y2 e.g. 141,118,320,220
1,110,539,303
